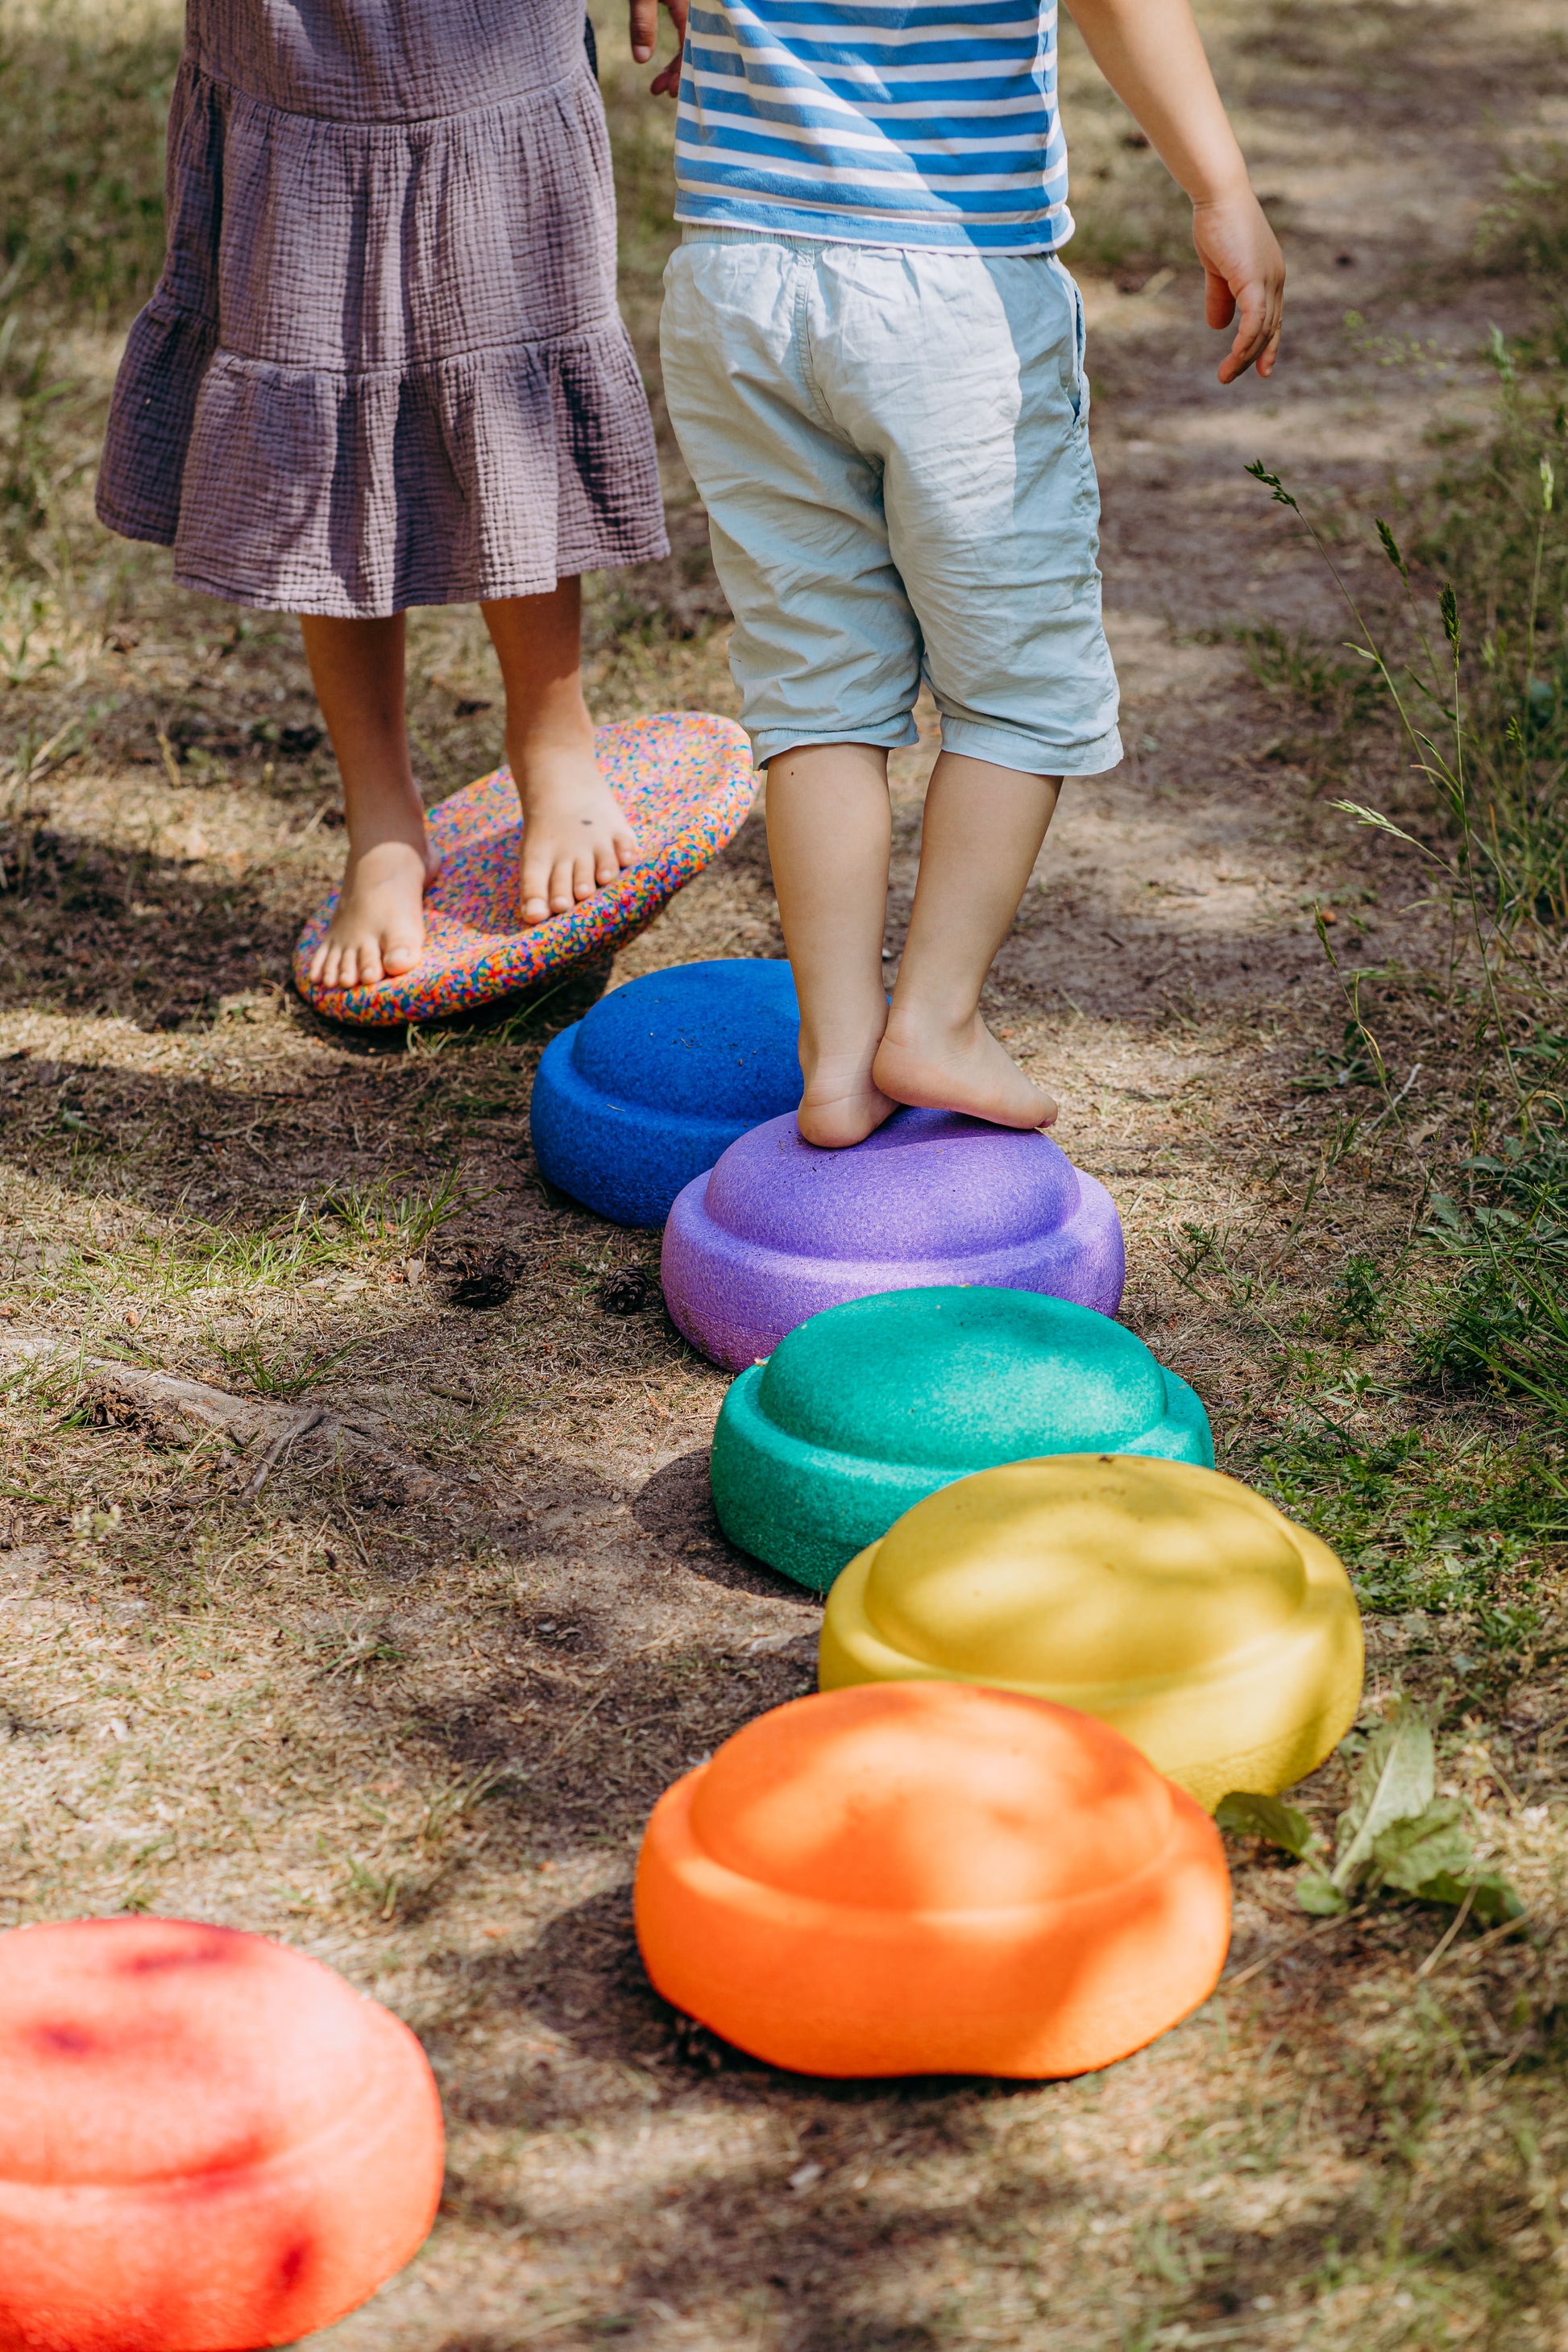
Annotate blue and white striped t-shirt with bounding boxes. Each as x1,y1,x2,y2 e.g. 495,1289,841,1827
672,0,1070,253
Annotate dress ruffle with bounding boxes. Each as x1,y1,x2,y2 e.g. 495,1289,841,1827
97,15,669,615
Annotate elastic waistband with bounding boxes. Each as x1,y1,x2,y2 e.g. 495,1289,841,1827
678,223,1073,268
680,222,886,254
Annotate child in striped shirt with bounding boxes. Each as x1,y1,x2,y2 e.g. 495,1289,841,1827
635,0,1283,1147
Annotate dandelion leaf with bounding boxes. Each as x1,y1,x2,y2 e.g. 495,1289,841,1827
1296,1867,1351,1916
1333,1699,1435,1888
1216,1791,1321,1860
1370,1797,1472,1894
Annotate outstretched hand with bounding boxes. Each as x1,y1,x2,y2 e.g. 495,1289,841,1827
1193,187,1284,382
630,0,688,94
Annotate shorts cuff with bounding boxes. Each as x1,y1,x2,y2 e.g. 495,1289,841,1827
939,717,1124,777
751,719,921,766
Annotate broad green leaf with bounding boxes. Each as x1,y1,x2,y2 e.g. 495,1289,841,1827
1370,1798,1472,1894
1333,1699,1435,1889
1296,1867,1350,1916
1216,1792,1322,1860
1412,1870,1524,1925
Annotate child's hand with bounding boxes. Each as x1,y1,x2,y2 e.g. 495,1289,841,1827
630,0,688,95
1192,188,1284,383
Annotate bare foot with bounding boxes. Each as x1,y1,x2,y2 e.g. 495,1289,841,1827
873,1011,1058,1131
309,836,438,990
796,1038,899,1150
513,734,640,925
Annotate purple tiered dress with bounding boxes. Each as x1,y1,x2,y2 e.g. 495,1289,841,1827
96,0,670,616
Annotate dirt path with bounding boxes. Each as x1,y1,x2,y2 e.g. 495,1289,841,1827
2,0,1567,2346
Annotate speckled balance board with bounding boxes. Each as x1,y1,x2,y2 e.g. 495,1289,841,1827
291,713,755,1027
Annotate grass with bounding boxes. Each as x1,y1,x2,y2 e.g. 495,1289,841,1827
0,0,1567,2345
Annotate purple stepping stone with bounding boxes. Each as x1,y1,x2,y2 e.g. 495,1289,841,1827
661,1107,1124,1370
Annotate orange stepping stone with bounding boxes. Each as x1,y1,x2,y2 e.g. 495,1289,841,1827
0,1916,443,2351
635,1682,1230,2080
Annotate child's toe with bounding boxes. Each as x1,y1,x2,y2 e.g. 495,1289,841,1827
519,861,552,924
382,934,421,976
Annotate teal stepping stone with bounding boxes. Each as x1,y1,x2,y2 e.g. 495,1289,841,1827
710,1285,1213,1594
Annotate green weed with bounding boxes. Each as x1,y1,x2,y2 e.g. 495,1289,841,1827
317,1165,467,1252
210,1336,359,1399
1219,1699,1524,1923
1478,144,1568,287
1419,1136,1568,1416
1241,620,1388,782
1255,1425,1553,1614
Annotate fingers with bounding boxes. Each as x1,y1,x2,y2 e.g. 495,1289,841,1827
1204,267,1235,331
635,0,686,89
1223,280,1284,382
1217,276,1267,384
1192,193,1285,384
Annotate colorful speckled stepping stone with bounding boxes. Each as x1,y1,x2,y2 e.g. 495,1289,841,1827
530,957,801,1226
661,1106,1124,1371
292,712,754,1027
0,1915,442,2350
635,1682,1230,2080
819,1454,1365,1811
710,1286,1211,1591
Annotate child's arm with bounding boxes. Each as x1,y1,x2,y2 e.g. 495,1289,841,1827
1063,0,1284,382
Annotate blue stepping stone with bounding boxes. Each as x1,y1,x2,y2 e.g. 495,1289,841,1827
710,1284,1213,1592
529,959,802,1227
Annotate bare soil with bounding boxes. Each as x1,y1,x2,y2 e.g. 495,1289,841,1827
2,0,1568,2346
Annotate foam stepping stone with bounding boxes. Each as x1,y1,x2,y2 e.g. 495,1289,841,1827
819,1455,1363,1811
0,1915,443,2351
710,1285,1211,1592
531,957,802,1226
635,1681,1230,2079
662,1107,1124,1371
292,712,754,1028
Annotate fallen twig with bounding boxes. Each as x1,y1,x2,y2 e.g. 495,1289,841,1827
0,1330,440,1504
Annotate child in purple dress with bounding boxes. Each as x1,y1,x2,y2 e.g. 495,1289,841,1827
98,0,670,989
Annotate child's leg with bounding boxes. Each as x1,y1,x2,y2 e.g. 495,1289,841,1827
481,579,639,926
302,613,433,992
765,741,897,1150
873,753,1060,1131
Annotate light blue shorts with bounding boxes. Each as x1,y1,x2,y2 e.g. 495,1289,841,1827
659,227,1122,776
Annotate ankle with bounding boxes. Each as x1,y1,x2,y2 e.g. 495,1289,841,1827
799,1004,888,1073
505,687,597,768
884,998,981,1048
342,788,427,859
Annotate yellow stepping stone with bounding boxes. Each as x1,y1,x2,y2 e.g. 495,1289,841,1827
819,1454,1363,1811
